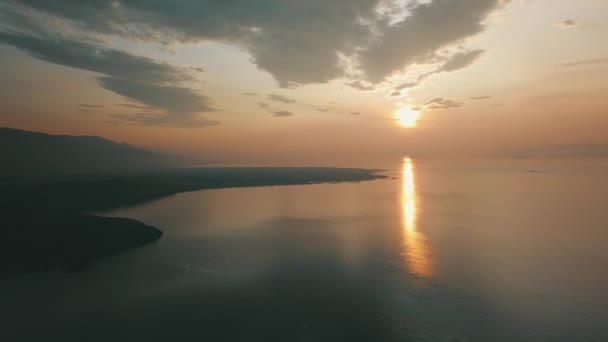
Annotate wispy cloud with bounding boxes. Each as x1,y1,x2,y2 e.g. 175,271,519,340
348,80,376,91
558,19,580,28
423,98,464,110
560,58,608,68
387,90,404,98
78,104,104,112
392,49,486,93
396,82,419,91
98,77,213,114
118,103,154,110
273,110,294,118
267,94,296,104
257,100,293,118
108,112,220,128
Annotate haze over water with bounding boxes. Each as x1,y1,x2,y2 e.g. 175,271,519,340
2,1,608,340
2,158,607,341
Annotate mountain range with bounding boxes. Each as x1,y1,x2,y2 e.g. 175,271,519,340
0,127,196,181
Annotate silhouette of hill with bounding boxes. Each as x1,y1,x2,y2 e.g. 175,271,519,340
0,206,162,277
0,127,194,181
0,128,386,278
0,128,176,277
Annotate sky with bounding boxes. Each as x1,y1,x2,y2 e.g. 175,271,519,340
0,0,607,165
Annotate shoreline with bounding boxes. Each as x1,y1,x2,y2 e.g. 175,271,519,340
3,167,386,213
0,167,385,278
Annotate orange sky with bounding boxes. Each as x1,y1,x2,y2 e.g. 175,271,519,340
1,0,607,164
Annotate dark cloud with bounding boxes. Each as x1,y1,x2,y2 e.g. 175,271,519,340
243,92,259,96
560,58,608,68
273,110,294,118
0,3,50,36
11,0,376,86
0,27,216,127
100,77,217,127
470,96,492,100
12,0,508,86
360,1,505,82
258,102,271,109
79,104,104,108
267,94,296,104
350,112,361,116
316,108,329,112
0,31,192,84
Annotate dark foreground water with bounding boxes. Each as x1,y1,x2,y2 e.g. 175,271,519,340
2,159,608,341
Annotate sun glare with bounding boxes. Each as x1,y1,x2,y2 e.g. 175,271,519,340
396,107,420,128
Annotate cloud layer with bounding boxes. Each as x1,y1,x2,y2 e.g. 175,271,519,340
561,58,608,68
390,49,486,97
0,5,216,127
10,0,509,87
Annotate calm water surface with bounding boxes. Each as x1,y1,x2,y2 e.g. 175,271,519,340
2,159,608,341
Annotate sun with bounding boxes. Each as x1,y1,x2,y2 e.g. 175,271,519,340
395,106,420,128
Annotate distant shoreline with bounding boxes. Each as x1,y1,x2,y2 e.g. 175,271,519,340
0,167,385,278
3,167,386,213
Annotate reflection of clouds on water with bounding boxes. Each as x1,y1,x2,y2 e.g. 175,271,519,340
401,157,433,279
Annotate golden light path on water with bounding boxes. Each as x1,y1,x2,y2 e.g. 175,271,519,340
401,157,433,278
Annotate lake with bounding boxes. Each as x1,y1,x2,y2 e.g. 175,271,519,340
2,158,607,341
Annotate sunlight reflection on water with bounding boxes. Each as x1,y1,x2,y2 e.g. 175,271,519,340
401,157,433,279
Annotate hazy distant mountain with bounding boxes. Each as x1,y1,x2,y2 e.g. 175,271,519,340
0,127,196,181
